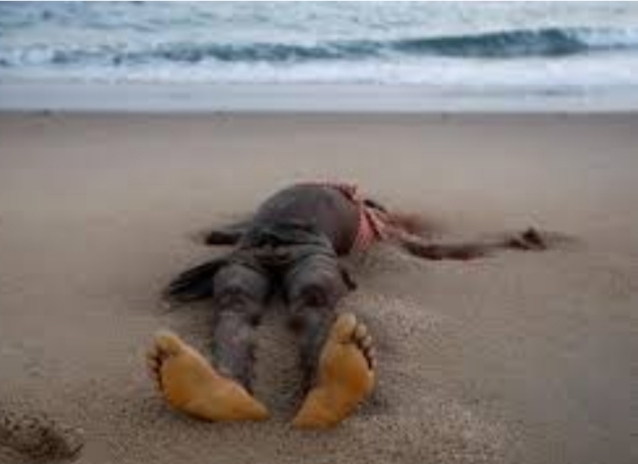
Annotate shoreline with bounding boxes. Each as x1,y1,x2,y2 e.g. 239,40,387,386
4,80,638,113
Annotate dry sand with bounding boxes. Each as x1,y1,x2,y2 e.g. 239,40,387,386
0,113,636,464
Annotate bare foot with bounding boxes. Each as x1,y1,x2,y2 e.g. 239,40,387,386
146,331,268,422
292,313,376,429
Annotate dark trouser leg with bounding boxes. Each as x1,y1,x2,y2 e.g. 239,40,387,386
211,262,270,391
284,254,351,391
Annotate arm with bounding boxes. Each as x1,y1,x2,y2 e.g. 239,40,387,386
196,218,252,246
391,227,547,261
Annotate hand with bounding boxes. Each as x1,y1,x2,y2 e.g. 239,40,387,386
506,227,547,251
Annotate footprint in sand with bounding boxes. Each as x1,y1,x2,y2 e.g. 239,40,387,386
293,313,376,428
0,409,83,460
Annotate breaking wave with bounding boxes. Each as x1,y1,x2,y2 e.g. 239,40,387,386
2,27,638,69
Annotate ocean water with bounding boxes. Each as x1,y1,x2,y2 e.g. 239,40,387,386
2,2,638,111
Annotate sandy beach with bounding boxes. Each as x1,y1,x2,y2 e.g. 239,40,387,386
0,112,636,464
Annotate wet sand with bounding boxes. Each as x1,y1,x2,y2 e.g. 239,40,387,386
0,113,636,464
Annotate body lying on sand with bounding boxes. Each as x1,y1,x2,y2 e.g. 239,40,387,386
147,182,549,429
0,181,556,460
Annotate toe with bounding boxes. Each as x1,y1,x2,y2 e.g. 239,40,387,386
145,352,164,390
146,355,160,377
154,330,185,356
332,313,357,343
146,350,160,372
365,346,377,370
146,348,160,365
360,334,373,350
354,323,368,340
351,322,375,372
